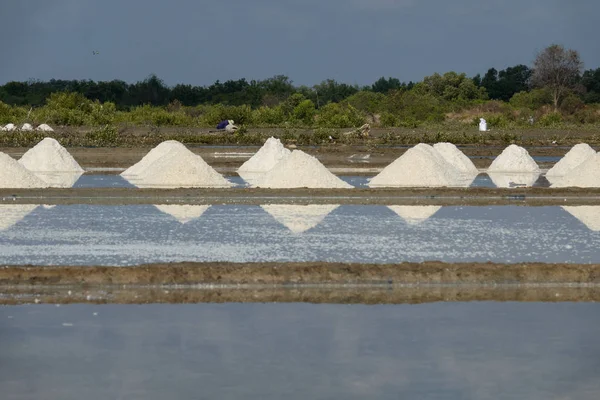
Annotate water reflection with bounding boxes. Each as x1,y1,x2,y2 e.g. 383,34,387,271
261,204,339,233
561,206,600,231
387,206,441,225
0,204,38,230
1,302,598,400
153,205,211,224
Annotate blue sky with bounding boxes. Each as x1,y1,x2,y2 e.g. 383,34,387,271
0,0,596,86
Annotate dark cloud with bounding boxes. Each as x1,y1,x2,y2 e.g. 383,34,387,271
0,0,597,86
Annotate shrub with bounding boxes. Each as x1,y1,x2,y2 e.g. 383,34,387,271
538,112,563,127
292,99,316,125
86,125,120,146
560,94,585,115
315,103,365,128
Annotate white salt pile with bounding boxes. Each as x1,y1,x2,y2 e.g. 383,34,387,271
238,137,290,173
388,206,441,225
20,123,33,131
121,140,188,176
261,204,339,233
546,143,596,182
36,123,54,132
33,172,82,188
135,146,233,188
1,123,16,132
19,137,84,172
0,205,38,230
254,150,352,189
368,144,466,188
433,143,479,175
561,206,600,231
487,144,539,173
487,172,539,188
0,152,48,188
551,153,600,188
154,205,211,224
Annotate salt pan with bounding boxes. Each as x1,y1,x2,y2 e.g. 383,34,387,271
546,143,596,181
561,206,600,231
551,153,600,188
121,140,188,176
19,138,84,172
254,150,352,189
0,205,38,230
487,145,539,173
433,143,479,175
388,206,441,225
261,204,339,233
0,152,48,188
154,205,211,224
368,144,466,187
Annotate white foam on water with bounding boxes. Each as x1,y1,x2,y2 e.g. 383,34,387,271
0,152,48,188
134,146,233,188
19,137,84,172
487,145,539,173
154,205,211,224
546,143,596,180
551,153,600,188
0,205,38,230
20,123,34,131
1,123,16,132
238,137,291,173
121,140,188,176
254,150,352,189
561,206,600,231
433,142,479,175
368,143,467,188
35,124,54,132
487,172,540,188
261,204,339,233
387,206,442,225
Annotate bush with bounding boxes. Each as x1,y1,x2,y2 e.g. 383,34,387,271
538,112,563,127
509,89,552,110
315,103,365,128
292,99,316,125
251,106,286,126
86,125,120,146
560,94,585,115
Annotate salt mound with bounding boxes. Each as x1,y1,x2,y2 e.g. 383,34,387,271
154,205,210,224
254,150,352,189
368,144,465,188
546,143,596,179
1,123,16,132
487,172,539,188
135,147,233,188
561,206,600,231
261,204,339,233
487,145,539,173
19,137,84,172
34,172,83,188
388,206,441,225
36,124,54,132
0,152,48,188
121,140,188,176
552,153,600,188
0,205,38,230
20,123,34,131
433,143,479,175
238,137,291,173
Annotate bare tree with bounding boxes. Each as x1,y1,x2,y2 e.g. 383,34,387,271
531,44,583,111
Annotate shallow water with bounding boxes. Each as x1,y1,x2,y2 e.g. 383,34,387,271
1,302,598,400
0,205,598,265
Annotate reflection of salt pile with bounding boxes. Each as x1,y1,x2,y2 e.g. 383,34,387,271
238,137,291,185
561,206,600,231
552,153,600,188
254,150,352,189
487,172,539,188
0,205,38,230
487,145,539,173
0,153,48,188
154,205,210,224
388,206,441,225
433,143,479,175
368,144,466,187
121,140,187,176
546,143,596,184
36,124,54,132
19,138,84,172
135,145,233,188
33,172,82,188
261,204,339,233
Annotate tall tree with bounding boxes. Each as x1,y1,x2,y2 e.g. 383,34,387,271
531,44,583,110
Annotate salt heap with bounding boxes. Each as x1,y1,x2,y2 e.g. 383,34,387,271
433,143,479,175
121,140,188,176
0,152,48,188
254,150,352,189
238,137,291,185
135,146,233,188
0,205,38,230
261,204,339,233
552,153,600,188
488,173,539,188
487,144,539,173
368,144,465,188
19,138,84,172
388,206,441,225
561,206,600,231
154,205,211,224
36,124,54,132
20,123,34,131
1,123,16,132
546,143,596,182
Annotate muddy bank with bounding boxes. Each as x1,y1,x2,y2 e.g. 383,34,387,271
1,186,600,206
2,261,599,286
